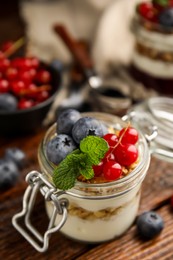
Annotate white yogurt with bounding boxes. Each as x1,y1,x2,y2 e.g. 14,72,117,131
132,52,173,78
45,184,141,242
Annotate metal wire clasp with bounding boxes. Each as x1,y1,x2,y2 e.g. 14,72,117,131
12,170,68,252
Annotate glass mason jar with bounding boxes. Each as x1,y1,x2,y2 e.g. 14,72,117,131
130,14,173,95
12,112,157,252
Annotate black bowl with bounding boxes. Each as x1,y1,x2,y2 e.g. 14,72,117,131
0,63,62,136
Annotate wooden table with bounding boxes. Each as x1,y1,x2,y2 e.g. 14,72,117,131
0,127,173,260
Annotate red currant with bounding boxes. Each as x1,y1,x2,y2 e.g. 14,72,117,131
0,51,5,59
119,127,139,145
93,161,104,177
0,58,10,72
36,70,51,84
25,83,38,98
1,41,14,52
138,3,158,22
6,67,18,81
0,79,10,93
11,57,32,70
103,133,118,147
103,148,116,163
114,144,138,166
11,80,26,95
29,68,37,80
18,70,32,84
103,161,122,181
29,57,40,69
36,90,50,102
18,99,35,109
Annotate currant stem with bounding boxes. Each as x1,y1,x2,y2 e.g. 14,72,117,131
106,122,131,161
18,85,52,96
4,37,25,58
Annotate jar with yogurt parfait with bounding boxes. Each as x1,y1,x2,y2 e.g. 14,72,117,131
130,0,173,95
12,110,158,252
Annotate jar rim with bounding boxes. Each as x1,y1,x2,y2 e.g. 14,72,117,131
38,112,150,191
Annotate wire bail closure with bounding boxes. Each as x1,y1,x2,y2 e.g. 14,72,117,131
12,170,68,252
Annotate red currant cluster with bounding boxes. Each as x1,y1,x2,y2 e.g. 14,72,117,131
0,40,52,110
93,127,139,181
137,0,173,26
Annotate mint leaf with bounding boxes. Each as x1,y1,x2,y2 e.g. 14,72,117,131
80,165,94,179
80,136,109,165
53,136,109,190
53,152,82,190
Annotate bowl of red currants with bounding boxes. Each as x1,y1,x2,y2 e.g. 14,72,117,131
0,39,62,136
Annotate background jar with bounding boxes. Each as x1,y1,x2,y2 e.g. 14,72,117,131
130,14,173,95
38,112,151,243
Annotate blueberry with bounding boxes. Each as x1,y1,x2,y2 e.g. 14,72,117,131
72,117,104,144
46,134,77,164
57,109,81,135
159,8,173,27
50,59,63,73
0,159,19,190
5,148,26,169
137,211,164,240
0,93,18,112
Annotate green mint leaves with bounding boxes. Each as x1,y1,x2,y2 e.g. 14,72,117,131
80,136,109,165
53,136,108,190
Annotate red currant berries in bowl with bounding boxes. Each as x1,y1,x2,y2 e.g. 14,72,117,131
0,40,62,135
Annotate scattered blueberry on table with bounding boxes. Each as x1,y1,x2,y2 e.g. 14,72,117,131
0,147,26,190
137,211,164,240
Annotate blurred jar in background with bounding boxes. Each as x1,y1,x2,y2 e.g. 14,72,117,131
130,0,173,96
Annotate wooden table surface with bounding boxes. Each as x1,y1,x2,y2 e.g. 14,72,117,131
0,126,173,260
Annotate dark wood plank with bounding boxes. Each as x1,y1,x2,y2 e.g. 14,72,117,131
139,156,173,212
76,205,173,260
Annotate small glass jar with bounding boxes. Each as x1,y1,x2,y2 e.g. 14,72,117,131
130,14,173,95
12,112,157,252
38,112,150,243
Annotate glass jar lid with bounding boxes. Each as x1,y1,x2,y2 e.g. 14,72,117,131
127,96,173,163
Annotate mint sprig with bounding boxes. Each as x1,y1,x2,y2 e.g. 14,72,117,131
53,136,108,190
80,136,109,165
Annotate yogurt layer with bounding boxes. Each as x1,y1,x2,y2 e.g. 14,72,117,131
132,52,173,78
46,184,141,242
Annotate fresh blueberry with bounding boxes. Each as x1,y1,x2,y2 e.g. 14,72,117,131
57,109,81,135
0,159,19,190
72,117,104,144
50,59,63,73
159,8,173,27
5,148,26,169
0,93,18,112
137,211,164,240
46,134,77,164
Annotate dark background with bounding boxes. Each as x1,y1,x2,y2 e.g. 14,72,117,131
0,1,24,45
